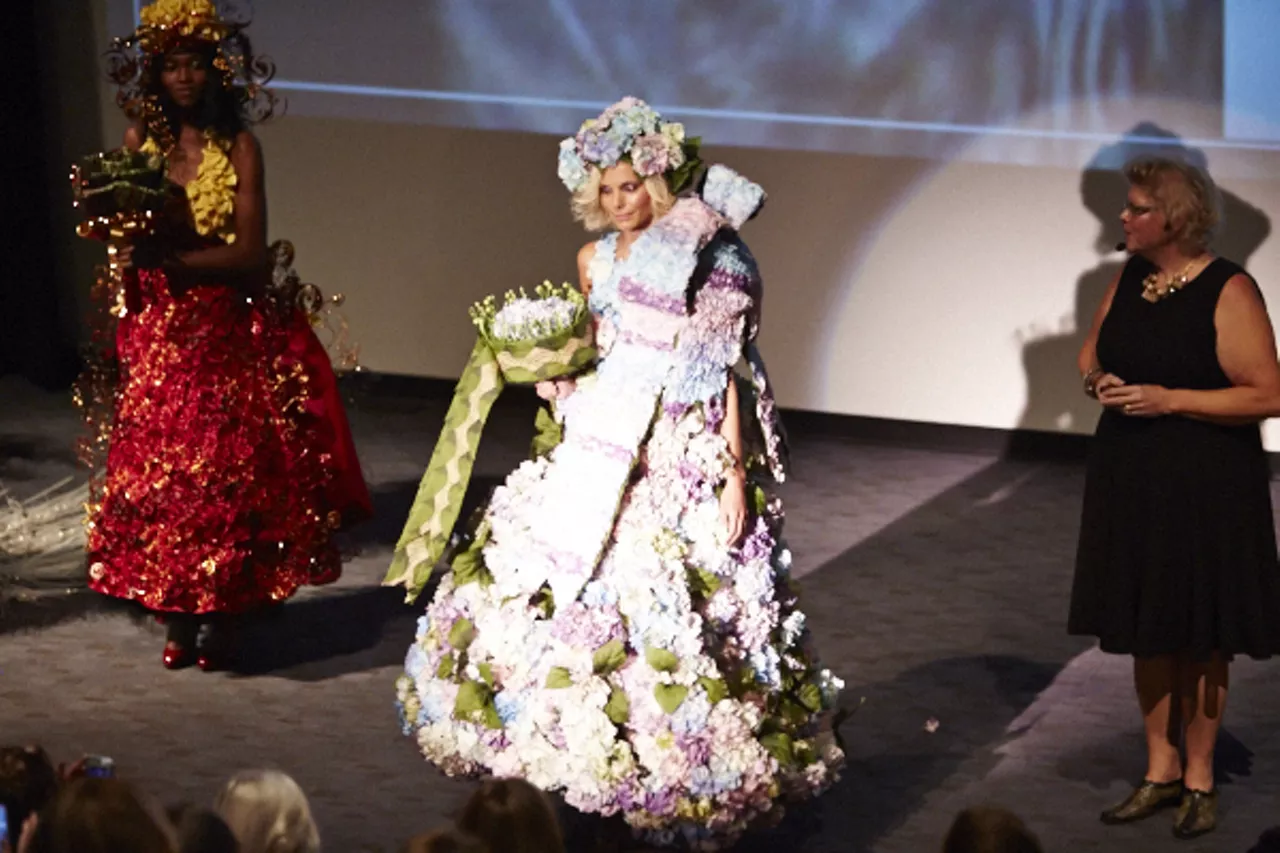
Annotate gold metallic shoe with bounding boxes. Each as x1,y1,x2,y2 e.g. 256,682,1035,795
1100,780,1184,824
1173,788,1218,839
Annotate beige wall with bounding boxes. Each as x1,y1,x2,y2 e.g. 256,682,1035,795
63,0,1280,447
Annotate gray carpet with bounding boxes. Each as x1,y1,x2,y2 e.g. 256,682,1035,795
2,374,1277,852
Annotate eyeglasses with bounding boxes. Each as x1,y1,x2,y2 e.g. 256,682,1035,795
1121,203,1155,217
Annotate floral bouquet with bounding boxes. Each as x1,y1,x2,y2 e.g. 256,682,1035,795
71,148,172,242
470,281,596,384
385,282,597,601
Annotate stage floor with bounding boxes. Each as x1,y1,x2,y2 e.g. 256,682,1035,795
2,374,1278,852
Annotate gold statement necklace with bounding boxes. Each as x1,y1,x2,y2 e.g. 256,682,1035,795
1141,258,1207,303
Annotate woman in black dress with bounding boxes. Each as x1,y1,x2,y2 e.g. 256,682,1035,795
1070,157,1280,839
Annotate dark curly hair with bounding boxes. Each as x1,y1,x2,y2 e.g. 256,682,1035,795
0,745,59,836
105,2,278,153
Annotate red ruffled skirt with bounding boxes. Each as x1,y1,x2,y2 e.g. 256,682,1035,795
87,269,371,614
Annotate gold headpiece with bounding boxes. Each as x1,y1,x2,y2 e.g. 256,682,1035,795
134,0,232,53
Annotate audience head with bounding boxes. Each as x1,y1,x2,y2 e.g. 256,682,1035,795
214,770,319,853
168,803,240,853
0,746,58,837
26,776,175,853
942,805,1043,853
456,778,563,853
402,827,488,853
1249,826,1280,853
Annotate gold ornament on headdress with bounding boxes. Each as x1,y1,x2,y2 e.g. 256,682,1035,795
135,0,231,53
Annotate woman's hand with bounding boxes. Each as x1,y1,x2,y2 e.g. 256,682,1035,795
57,756,88,782
535,379,576,401
720,472,748,547
16,813,38,853
1090,371,1125,400
113,238,169,271
1099,383,1174,417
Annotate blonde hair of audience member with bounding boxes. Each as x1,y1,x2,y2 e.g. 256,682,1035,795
942,805,1044,853
214,770,319,853
402,827,488,853
456,778,564,853
27,777,176,853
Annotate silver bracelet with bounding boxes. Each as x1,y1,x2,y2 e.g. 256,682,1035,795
1083,367,1104,398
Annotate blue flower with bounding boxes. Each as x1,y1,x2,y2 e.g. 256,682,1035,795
420,691,451,724
581,129,624,167
749,645,782,689
395,700,413,735
557,138,589,192
404,643,428,679
581,580,617,607
494,690,524,725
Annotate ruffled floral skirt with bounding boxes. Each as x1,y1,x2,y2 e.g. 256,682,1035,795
397,407,843,849
87,269,370,614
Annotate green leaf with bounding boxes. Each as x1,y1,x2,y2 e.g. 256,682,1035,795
797,681,823,713
654,683,689,714
545,666,573,689
698,676,729,705
645,646,679,673
453,547,493,588
533,585,556,619
470,517,493,549
453,679,488,717
592,639,627,675
780,698,810,727
729,666,757,697
436,652,455,680
478,662,494,687
605,686,630,725
668,137,703,195
759,732,795,767
749,483,768,517
687,566,722,598
453,680,502,730
448,618,476,650
530,405,565,459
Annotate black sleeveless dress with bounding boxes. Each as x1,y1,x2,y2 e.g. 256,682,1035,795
1068,256,1280,660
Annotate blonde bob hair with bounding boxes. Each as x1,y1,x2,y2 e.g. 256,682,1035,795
1124,157,1220,253
214,769,320,853
571,165,676,232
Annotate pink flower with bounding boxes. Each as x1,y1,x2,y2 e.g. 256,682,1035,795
630,134,673,177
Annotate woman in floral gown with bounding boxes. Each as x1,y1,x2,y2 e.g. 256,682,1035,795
393,98,843,848
85,0,370,670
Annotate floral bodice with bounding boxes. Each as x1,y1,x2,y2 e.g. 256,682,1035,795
140,133,238,244
583,209,759,425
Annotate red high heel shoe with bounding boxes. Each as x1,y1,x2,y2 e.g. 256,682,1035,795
162,640,195,670
161,614,198,670
196,620,236,672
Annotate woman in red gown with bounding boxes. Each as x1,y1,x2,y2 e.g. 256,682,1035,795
85,0,371,670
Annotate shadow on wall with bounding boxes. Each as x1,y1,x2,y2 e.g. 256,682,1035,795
1016,122,1272,443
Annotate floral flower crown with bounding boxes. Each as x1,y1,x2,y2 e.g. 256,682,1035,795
557,97,703,194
